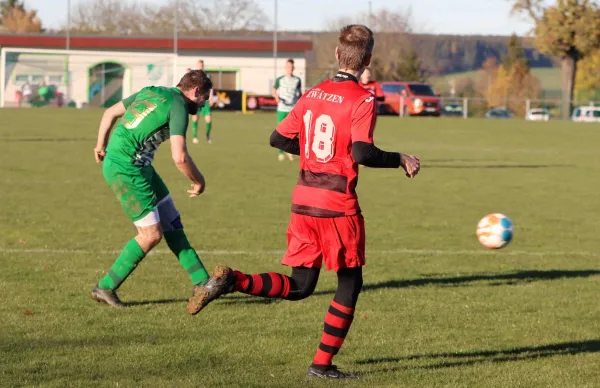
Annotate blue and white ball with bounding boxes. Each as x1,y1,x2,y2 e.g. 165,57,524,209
476,213,514,249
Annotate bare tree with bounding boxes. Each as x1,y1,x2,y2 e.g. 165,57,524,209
325,7,414,33
66,0,270,36
318,8,415,81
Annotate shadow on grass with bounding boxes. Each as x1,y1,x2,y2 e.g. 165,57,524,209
425,163,574,169
217,295,282,306
212,270,600,305
358,339,600,370
125,298,186,307
306,269,600,297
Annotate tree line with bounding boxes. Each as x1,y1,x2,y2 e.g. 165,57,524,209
2,0,600,117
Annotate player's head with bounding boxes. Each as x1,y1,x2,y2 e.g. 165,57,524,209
196,60,204,70
361,67,372,84
285,59,295,76
336,24,374,73
177,70,213,114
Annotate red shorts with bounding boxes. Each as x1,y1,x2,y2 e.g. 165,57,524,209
281,213,365,272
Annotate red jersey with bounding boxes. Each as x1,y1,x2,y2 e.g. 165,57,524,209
276,72,377,217
360,81,384,99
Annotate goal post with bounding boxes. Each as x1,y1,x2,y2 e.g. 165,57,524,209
1,48,70,108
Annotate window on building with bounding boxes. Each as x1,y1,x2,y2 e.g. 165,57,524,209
206,70,237,90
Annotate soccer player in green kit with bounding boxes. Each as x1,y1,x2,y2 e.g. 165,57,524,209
191,60,214,144
91,70,227,307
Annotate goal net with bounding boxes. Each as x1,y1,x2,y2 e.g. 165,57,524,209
1,48,177,108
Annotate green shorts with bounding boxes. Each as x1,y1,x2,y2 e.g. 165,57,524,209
103,159,170,222
277,110,290,124
201,101,212,117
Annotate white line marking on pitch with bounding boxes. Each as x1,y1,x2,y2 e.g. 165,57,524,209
0,248,597,257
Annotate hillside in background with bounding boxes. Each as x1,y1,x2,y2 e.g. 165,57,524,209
431,68,562,95
305,32,557,89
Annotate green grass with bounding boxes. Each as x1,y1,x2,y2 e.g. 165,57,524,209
1,110,600,387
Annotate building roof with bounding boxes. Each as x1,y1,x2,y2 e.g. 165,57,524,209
0,34,312,52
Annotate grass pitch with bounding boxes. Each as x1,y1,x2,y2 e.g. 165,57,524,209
1,109,600,387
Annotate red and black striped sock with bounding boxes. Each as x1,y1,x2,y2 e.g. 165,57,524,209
312,300,355,366
233,271,291,298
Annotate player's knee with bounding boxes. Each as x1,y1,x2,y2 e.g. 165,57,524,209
295,283,316,300
149,231,163,247
139,227,163,248
157,196,183,232
335,267,363,306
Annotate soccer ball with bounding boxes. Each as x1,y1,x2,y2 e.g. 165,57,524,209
476,213,513,249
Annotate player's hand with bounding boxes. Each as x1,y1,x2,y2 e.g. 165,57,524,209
187,181,205,198
400,154,420,178
94,147,106,163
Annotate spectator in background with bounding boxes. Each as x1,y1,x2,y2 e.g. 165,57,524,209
21,81,33,106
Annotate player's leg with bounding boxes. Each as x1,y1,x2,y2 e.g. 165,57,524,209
148,169,210,287
94,221,163,304
202,103,213,144
155,194,210,288
276,111,290,161
232,266,320,300
186,213,322,314
307,215,365,379
191,114,199,144
308,267,362,379
187,265,320,315
93,163,165,307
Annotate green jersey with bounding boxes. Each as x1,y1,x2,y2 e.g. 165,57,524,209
274,75,302,113
106,86,189,167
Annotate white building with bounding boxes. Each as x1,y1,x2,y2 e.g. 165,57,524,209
0,34,312,107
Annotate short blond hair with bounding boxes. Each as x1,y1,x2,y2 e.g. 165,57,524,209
337,25,374,70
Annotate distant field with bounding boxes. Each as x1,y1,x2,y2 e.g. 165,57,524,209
431,67,562,94
1,110,600,387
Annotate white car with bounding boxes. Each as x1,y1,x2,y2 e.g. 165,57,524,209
526,108,551,121
572,106,600,122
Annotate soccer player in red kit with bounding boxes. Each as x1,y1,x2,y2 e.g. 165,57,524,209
187,24,420,379
359,67,385,102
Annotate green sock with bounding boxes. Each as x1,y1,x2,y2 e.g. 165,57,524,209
164,230,209,286
278,149,284,156
192,120,198,138
205,122,212,139
98,239,145,290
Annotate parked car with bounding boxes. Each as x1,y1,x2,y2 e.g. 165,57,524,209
485,107,512,119
526,108,551,121
441,103,463,117
571,106,600,122
380,82,441,116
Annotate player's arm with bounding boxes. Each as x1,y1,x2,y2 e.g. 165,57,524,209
351,96,420,177
297,78,303,97
374,82,385,102
94,93,136,163
269,103,302,155
169,101,206,197
208,88,214,107
272,77,281,104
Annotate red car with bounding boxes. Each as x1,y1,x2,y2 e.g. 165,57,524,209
380,81,441,116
